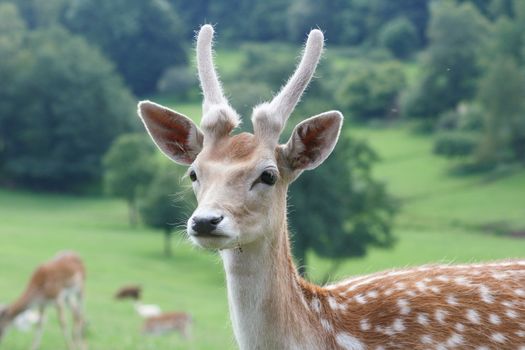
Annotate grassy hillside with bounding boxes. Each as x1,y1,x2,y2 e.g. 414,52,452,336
0,125,524,349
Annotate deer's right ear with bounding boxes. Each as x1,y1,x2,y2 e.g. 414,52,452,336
138,101,204,165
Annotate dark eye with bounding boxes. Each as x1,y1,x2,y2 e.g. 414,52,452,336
189,170,197,182
260,170,277,186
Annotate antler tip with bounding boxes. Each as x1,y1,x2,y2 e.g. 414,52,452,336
198,24,214,42
308,29,324,42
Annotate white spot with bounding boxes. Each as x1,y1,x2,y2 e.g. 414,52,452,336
375,347,385,350
446,333,464,347
455,323,465,332
394,282,406,290
417,313,429,326
446,295,458,306
430,286,440,293
476,347,489,350
436,344,447,350
406,290,417,297
354,294,367,304
436,275,450,282
360,319,370,331
491,332,506,343
366,290,378,298
311,297,321,313
516,289,525,297
335,332,365,350
384,289,394,296
466,309,480,324
320,318,333,332
435,309,447,324
502,301,517,308
397,299,411,315
454,276,471,286
492,272,507,280
489,314,501,325
421,335,433,344
506,309,518,319
393,319,405,332
515,330,525,337
479,285,494,303
328,296,346,311
415,281,427,291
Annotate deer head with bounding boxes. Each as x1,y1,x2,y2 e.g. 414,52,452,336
138,25,342,250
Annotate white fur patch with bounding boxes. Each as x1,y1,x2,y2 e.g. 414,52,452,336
491,332,506,343
335,332,365,350
479,285,494,303
489,314,501,325
397,299,411,315
466,309,481,324
435,309,447,324
446,295,458,306
360,319,370,331
417,313,430,326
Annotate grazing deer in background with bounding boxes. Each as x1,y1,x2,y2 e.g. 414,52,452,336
142,312,192,339
114,284,142,301
138,24,525,350
0,252,86,350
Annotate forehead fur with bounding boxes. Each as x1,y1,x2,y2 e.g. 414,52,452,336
203,132,260,162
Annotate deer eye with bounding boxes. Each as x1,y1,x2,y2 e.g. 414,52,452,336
260,170,277,186
189,170,197,182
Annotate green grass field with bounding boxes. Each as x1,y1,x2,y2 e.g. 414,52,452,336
1,124,524,349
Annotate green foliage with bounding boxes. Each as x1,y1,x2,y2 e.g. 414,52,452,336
157,65,199,101
402,1,489,119
476,57,525,164
289,133,396,277
379,17,419,59
64,0,187,96
103,134,157,226
139,165,189,256
433,131,479,158
0,13,135,190
336,62,405,120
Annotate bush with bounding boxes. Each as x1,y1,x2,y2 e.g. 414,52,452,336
336,62,405,121
433,131,479,158
379,17,419,59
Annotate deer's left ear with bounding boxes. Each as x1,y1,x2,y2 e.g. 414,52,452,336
280,111,343,177
138,101,204,165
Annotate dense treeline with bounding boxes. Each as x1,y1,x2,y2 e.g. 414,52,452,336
1,0,524,272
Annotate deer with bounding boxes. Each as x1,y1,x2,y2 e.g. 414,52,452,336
137,24,525,350
0,252,86,350
141,311,192,339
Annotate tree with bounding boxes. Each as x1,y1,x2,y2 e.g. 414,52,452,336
476,57,525,164
64,0,187,95
288,133,396,278
336,62,405,121
103,134,157,226
379,17,419,59
0,21,136,190
140,165,189,256
401,1,489,120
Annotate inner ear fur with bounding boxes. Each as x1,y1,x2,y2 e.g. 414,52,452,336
138,100,204,165
280,111,343,175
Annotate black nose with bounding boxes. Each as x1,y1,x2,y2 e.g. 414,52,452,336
191,215,224,236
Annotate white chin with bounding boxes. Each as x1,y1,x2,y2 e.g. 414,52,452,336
189,235,238,250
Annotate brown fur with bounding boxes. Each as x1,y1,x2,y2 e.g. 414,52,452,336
114,285,141,300
142,311,192,338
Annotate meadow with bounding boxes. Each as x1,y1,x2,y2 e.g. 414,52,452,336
1,123,524,349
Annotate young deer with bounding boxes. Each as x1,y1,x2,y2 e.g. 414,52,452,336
138,25,525,350
0,252,86,350
141,312,192,339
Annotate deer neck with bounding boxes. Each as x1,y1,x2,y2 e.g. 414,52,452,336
6,289,35,321
220,221,322,350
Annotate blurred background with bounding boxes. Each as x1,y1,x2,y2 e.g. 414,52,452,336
0,0,524,348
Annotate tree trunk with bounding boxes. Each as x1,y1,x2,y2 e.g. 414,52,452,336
164,229,172,257
128,198,138,227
